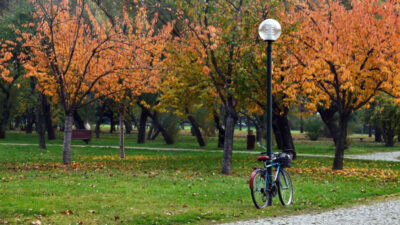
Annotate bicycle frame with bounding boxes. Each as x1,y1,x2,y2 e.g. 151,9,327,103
250,147,294,208
263,162,280,189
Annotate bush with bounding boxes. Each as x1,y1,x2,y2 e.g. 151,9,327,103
304,115,324,141
158,113,181,143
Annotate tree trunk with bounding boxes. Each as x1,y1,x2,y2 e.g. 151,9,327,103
300,117,304,133
272,108,296,159
318,107,349,170
95,103,106,139
188,115,206,147
137,107,148,144
26,108,35,134
299,104,304,133
151,129,160,140
9,122,14,130
0,126,5,139
368,125,372,137
0,109,9,139
222,112,236,175
375,125,382,142
0,92,11,139
137,103,174,145
119,112,125,158
95,121,101,138
110,118,116,133
255,125,263,143
35,104,46,149
15,118,21,130
125,120,132,134
150,112,174,144
213,112,225,148
63,114,73,165
73,110,85,130
247,116,251,132
254,114,265,144
332,118,348,170
130,114,139,129
147,124,154,140
41,94,56,140
382,122,395,147
239,116,242,131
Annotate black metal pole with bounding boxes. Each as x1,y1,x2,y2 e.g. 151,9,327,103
266,40,273,206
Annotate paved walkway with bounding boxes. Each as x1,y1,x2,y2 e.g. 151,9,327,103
1,143,400,162
223,199,400,225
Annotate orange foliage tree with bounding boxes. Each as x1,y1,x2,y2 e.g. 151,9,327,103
289,0,400,170
20,0,171,164
0,44,13,81
233,1,303,156
173,0,298,174
0,37,27,139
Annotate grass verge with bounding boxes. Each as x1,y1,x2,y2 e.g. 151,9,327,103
0,145,399,224
1,132,399,156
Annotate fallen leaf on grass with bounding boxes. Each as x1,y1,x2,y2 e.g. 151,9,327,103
114,216,120,221
60,210,73,215
31,220,42,225
88,210,96,214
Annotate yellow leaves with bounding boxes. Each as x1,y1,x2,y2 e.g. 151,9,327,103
92,155,168,162
293,166,399,183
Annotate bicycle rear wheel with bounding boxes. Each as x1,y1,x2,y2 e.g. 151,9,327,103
277,169,293,205
250,169,271,209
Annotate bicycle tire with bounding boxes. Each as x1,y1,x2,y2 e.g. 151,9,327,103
250,169,271,209
277,169,293,205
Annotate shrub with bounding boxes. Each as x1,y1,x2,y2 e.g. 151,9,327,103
304,115,324,141
158,113,181,143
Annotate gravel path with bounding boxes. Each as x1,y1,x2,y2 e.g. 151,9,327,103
223,199,400,225
297,151,400,162
345,151,400,162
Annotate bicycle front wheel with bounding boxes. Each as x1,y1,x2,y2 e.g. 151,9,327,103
277,169,293,205
250,169,271,209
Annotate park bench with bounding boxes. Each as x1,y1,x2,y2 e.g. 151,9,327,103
72,129,92,144
350,137,364,142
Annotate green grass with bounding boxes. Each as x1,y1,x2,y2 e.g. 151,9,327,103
1,130,400,156
0,143,399,224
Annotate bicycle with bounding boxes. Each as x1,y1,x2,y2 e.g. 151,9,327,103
249,143,294,208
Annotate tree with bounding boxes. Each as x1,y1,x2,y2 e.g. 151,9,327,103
367,94,400,147
0,41,15,139
20,0,171,164
234,0,302,158
175,0,297,174
0,0,32,139
158,33,217,147
289,0,400,170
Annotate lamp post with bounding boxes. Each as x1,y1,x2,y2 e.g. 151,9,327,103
258,19,281,206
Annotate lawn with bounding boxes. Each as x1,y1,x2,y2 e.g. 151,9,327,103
0,141,399,224
1,130,399,156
